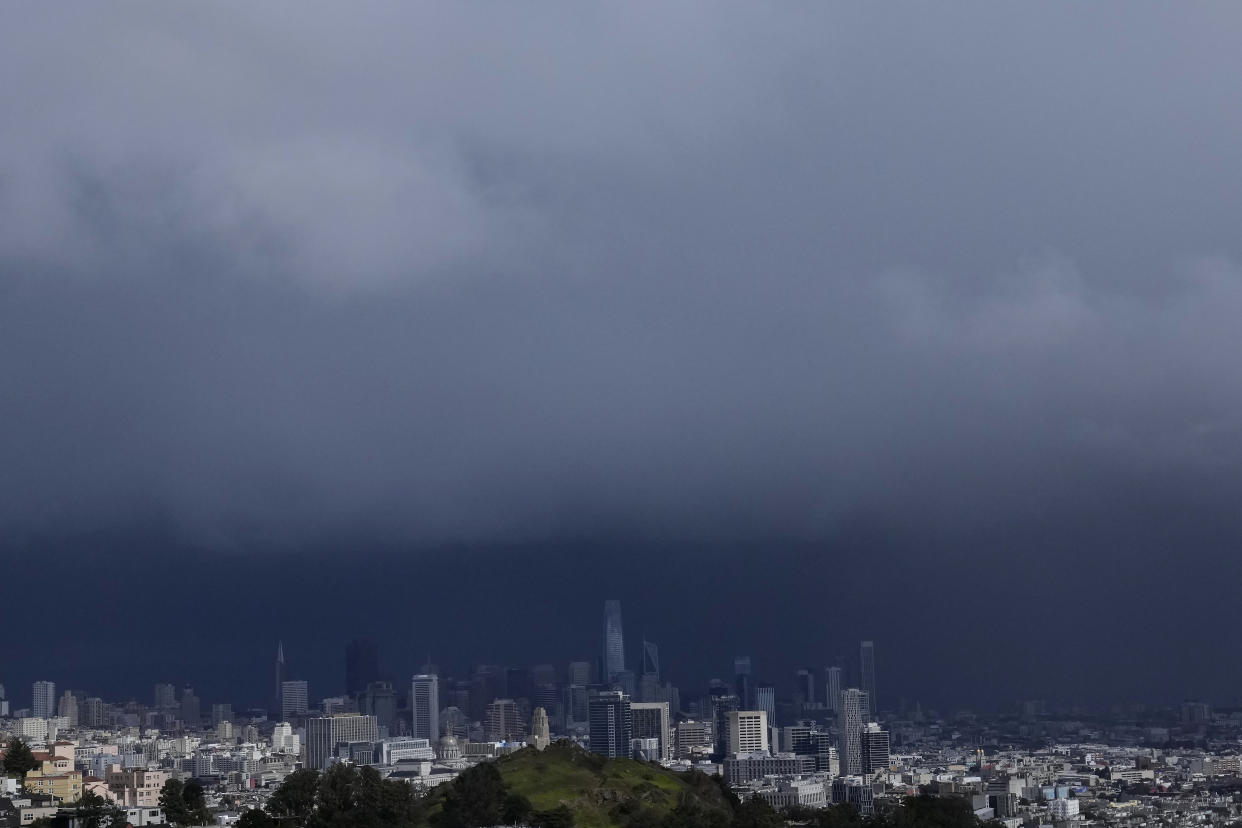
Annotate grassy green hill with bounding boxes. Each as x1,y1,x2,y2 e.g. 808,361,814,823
429,741,737,828
500,742,732,828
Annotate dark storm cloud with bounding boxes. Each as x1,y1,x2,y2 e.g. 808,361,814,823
3,1,1242,557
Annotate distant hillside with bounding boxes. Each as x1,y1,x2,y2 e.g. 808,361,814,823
428,741,738,828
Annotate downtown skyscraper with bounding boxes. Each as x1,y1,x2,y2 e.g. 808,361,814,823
589,689,633,758
345,638,380,697
824,665,843,712
31,681,55,719
603,600,626,681
411,674,440,741
274,641,286,715
840,687,866,775
860,641,877,716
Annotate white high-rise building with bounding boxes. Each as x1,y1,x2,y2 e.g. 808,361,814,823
410,674,440,741
840,688,866,775
18,717,49,742
32,681,56,719
304,713,378,770
726,710,769,756
271,722,300,754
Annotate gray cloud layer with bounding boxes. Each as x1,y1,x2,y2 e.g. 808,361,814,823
4,3,1242,551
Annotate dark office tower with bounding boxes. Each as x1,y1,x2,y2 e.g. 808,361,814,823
860,723,891,773
180,687,201,729
486,699,523,741
345,639,380,697
603,600,626,681
734,656,753,708
274,641,286,715
824,666,843,713
568,661,594,686
641,641,660,678
588,690,633,758
794,668,816,710
470,665,504,722
859,641,877,716
708,688,739,761
531,664,559,687
153,683,177,710
506,667,532,701
361,681,397,733
840,688,865,775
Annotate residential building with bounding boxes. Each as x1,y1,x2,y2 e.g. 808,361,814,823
105,767,169,808
23,759,83,804
31,682,56,720
840,688,866,775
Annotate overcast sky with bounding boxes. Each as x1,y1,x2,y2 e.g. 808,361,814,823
3,3,1242,709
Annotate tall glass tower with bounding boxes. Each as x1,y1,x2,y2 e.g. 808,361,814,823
859,641,876,716
603,600,626,681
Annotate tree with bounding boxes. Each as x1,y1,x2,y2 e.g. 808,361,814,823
434,762,507,828
237,810,275,828
3,738,39,779
889,795,982,828
733,798,782,828
268,769,319,824
160,779,191,827
182,780,213,826
532,805,575,828
503,793,533,826
78,789,128,828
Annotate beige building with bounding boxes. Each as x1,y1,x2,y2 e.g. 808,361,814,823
726,710,769,756
106,766,170,808
23,758,83,803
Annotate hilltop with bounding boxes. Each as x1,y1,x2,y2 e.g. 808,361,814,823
429,741,738,828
